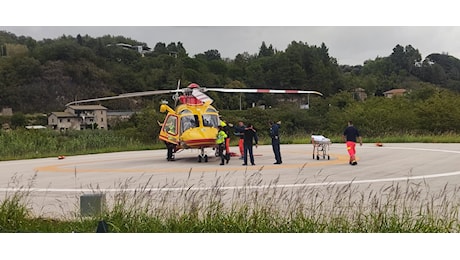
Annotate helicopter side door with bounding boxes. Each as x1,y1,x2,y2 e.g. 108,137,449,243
159,114,179,144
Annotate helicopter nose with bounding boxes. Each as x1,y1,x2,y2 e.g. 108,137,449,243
184,127,217,138
181,127,218,147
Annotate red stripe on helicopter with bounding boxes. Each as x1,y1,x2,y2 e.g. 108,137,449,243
184,138,216,145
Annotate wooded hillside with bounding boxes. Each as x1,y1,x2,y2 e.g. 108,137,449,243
2,30,460,137
2,30,460,113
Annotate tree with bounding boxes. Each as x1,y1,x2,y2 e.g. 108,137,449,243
202,49,222,61
258,41,274,57
76,34,83,45
10,113,27,129
404,45,421,73
153,42,168,55
414,90,460,133
389,44,421,74
390,44,405,71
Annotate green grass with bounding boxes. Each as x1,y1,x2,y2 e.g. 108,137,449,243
0,129,163,161
286,132,460,145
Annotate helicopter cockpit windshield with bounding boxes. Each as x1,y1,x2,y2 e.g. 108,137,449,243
202,107,219,127
181,114,199,133
202,113,218,127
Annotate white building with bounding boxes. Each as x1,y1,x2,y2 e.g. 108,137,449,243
48,105,107,130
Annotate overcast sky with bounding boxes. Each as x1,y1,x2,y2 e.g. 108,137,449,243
2,1,460,66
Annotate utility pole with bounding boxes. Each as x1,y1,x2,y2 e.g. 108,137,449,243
239,93,242,110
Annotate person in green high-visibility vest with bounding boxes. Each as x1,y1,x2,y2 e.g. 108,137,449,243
216,125,228,165
219,119,232,163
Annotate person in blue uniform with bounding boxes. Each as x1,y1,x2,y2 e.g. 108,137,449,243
270,121,282,164
242,123,258,166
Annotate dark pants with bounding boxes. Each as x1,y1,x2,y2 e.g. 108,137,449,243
272,138,282,163
243,143,255,165
218,143,225,164
166,142,175,161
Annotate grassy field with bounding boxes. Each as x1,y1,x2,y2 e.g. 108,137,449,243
0,129,163,161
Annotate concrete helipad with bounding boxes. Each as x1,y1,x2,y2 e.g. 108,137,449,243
1,143,460,217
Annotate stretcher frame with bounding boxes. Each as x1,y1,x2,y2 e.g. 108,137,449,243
311,135,331,160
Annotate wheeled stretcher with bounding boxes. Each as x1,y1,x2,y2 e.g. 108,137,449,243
311,135,331,160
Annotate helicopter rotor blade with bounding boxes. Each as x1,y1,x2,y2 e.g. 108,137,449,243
65,83,323,107
66,89,181,106
174,79,181,107
202,88,323,96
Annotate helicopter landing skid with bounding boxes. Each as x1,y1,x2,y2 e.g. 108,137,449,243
198,147,208,162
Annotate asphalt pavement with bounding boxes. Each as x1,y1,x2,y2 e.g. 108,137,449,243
1,143,460,218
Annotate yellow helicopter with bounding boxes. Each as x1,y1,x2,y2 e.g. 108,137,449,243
66,82,323,162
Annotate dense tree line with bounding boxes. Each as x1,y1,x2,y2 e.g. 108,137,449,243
2,30,460,138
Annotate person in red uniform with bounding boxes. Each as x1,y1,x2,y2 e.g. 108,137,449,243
342,121,362,165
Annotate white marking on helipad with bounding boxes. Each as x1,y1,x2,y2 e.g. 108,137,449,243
1,170,460,193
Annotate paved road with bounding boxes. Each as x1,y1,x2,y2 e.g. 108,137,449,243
1,143,460,218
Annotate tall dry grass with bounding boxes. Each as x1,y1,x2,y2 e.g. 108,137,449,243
1,169,460,232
